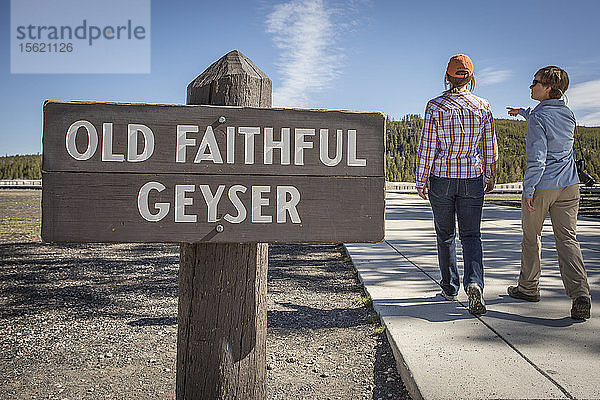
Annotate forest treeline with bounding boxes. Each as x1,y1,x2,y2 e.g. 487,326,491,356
1,118,599,183
386,115,600,183
0,154,41,180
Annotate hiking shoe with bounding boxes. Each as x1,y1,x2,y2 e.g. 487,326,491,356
507,286,540,302
438,290,458,301
571,296,591,320
467,284,486,315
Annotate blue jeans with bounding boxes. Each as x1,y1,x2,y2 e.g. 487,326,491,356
428,175,485,296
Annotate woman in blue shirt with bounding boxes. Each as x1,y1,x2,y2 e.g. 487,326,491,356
507,66,591,320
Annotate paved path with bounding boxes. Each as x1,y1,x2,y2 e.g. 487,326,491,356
346,193,600,400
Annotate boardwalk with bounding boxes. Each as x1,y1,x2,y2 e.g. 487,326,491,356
347,193,600,400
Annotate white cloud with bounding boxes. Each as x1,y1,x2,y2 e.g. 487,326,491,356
266,0,343,107
568,79,600,126
478,67,512,87
568,79,600,110
576,111,600,127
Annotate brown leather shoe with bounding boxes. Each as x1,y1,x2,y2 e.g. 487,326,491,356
507,286,540,302
571,296,591,320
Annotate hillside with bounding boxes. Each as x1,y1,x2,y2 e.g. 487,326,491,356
386,116,600,183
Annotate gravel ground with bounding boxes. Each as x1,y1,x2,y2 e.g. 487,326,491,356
0,189,411,400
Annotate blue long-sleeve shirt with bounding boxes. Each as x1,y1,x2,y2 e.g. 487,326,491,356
518,99,579,198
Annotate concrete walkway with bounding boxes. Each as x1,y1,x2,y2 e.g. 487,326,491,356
346,193,600,400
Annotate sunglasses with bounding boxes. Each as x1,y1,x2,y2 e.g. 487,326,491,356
531,79,542,86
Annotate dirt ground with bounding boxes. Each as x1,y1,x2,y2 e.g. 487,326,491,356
0,189,411,400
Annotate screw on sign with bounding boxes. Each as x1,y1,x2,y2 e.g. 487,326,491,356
41,50,385,399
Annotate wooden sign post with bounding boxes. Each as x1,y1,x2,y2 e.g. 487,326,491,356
41,50,385,399
179,50,270,400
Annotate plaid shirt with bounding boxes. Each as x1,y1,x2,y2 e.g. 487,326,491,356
415,91,498,188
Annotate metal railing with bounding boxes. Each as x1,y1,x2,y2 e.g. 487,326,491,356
0,179,42,189
386,181,599,195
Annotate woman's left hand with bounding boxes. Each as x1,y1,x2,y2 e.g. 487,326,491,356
484,180,495,194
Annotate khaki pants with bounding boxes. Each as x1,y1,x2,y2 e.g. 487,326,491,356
519,184,590,299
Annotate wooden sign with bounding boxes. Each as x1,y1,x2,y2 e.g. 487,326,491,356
42,101,385,243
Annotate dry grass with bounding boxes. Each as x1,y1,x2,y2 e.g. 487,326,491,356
0,189,41,243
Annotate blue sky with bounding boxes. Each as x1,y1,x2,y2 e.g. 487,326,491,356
2,0,600,155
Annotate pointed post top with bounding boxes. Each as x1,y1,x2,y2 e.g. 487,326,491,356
191,50,269,83
187,50,272,107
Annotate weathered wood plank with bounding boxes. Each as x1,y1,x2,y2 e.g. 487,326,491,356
41,172,384,243
42,101,385,177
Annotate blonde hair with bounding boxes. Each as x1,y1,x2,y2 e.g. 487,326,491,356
444,72,476,95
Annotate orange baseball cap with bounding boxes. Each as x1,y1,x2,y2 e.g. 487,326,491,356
447,54,473,78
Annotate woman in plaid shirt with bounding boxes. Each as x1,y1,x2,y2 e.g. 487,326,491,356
415,54,498,315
